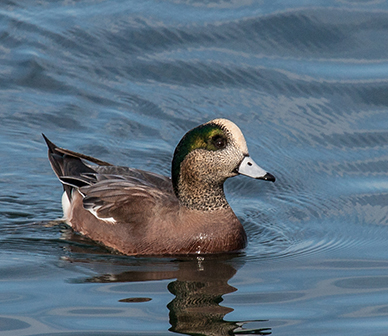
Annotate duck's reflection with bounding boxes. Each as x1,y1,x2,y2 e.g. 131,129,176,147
63,234,271,335
166,257,271,336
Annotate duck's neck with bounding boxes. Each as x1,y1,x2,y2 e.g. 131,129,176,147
171,144,231,211
175,178,230,211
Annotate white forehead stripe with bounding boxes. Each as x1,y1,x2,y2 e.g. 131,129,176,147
207,118,248,153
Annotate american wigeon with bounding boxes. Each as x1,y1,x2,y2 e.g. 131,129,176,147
44,118,275,255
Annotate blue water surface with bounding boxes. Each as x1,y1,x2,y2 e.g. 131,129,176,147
1,0,388,335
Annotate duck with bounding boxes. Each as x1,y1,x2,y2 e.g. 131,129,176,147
43,118,275,256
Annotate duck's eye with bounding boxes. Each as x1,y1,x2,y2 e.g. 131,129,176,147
212,135,227,149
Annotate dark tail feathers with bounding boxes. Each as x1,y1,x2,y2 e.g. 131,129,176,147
43,134,107,199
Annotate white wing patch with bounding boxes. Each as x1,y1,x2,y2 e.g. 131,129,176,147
87,205,117,224
61,191,116,225
61,191,72,226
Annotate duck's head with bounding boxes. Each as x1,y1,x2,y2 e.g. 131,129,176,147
172,118,275,210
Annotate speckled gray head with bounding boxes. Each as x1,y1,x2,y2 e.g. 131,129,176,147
172,118,275,211
209,119,275,182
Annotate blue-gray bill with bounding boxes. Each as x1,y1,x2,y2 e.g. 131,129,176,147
237,156,276,182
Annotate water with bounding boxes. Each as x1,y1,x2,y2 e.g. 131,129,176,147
1,0,388,334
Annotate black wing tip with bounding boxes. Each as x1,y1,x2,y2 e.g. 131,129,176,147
42,133,58,154
42,133,50,145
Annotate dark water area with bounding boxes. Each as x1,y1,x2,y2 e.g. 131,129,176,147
1,0,388,335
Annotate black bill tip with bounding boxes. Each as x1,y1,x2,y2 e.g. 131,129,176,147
259,172,276,182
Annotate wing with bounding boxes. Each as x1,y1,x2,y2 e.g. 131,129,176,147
92,166,173,192
73,172,177,225
43,134,177,225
